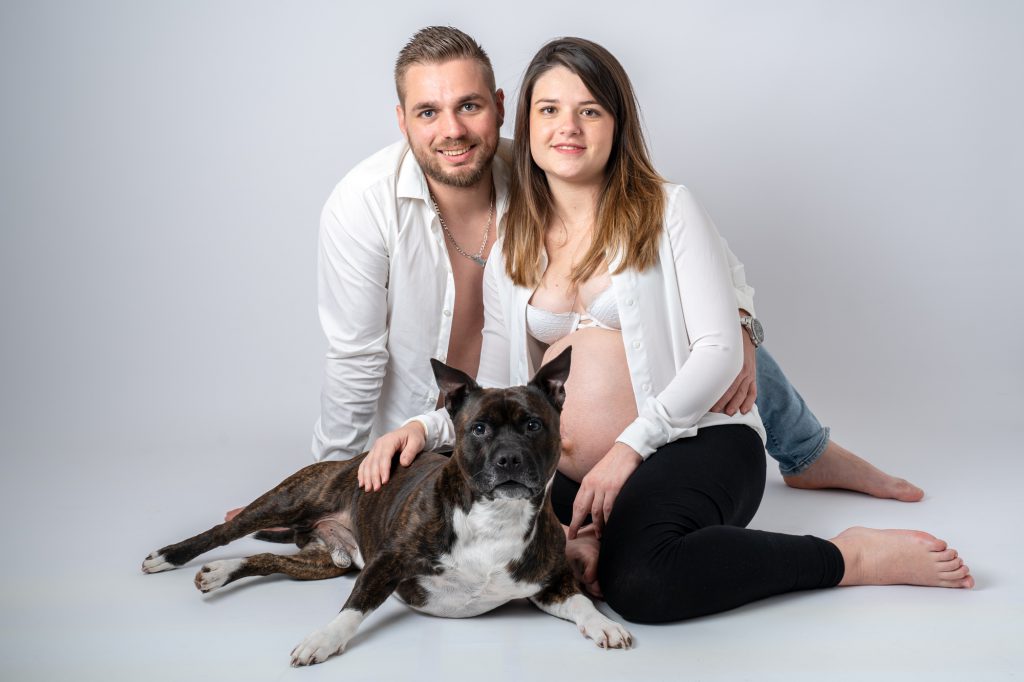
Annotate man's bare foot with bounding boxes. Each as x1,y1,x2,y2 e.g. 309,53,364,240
830,527,974,588
783,440,924,502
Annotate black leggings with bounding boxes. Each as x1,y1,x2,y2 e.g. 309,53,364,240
551,425,844,623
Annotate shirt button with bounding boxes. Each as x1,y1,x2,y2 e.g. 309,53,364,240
625,298,635,306
632,340,642,349
443,309,452,317
642,383,651,392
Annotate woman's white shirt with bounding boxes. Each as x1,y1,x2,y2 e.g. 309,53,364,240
412,184,766,458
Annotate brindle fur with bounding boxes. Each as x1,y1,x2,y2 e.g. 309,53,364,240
145,348,587,623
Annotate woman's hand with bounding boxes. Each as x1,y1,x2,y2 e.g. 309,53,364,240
565,524,603,599
358,421,427,492
567,442,642,539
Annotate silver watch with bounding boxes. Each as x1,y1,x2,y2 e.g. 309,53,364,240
739,315,764,347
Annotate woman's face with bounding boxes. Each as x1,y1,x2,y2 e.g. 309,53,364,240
529,66,615,190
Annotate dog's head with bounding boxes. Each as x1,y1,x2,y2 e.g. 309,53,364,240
431,347,571,501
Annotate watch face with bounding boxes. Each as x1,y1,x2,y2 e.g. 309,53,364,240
750,318,765,344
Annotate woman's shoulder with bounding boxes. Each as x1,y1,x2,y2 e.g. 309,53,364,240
660,182,696,205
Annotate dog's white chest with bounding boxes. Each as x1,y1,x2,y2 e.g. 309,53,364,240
409,499,542,618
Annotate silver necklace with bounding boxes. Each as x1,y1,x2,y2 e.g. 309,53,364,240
430,193,493,267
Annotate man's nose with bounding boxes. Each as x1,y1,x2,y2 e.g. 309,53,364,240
440,111,468,139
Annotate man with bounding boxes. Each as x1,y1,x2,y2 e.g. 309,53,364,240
312,26,922,503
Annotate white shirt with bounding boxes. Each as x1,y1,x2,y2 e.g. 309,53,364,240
313,140,756,461
312,140,510,461
414,183,766,458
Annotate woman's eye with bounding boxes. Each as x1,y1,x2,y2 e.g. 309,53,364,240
526,419,542,432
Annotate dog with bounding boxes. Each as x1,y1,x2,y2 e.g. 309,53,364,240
142,347,632,666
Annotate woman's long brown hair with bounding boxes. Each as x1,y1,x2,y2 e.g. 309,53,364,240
503,37,666,288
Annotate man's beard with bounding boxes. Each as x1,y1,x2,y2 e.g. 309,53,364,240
410,134,497,189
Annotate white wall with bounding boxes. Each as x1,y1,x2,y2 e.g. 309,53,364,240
2,0,1021,466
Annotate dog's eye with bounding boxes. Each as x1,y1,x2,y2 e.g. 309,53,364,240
526,418,542,432
472,422,488,436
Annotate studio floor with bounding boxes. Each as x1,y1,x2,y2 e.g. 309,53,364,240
2,424,1020,682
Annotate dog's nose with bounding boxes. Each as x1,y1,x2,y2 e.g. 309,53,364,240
494,452,523,471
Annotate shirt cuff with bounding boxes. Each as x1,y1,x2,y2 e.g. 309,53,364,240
403,408,454,451
735,290,756,318
615,417,667,460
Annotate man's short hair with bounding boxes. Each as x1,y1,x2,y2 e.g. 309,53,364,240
394,26,496,105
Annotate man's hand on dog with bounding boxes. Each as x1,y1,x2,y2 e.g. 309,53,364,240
360,421,427,491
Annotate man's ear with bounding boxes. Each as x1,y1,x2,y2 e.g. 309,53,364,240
495,88,505,128
430,359,482,417
396,103,408,137
529,346,571,411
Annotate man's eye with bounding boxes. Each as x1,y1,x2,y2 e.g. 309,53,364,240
472,423,488,436
462,103,479,111
526,419,542,432
419,110,435,119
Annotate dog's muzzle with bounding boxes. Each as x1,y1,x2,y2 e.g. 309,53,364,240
484,446,545,499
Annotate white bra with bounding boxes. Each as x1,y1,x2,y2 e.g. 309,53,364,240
526,286,622,345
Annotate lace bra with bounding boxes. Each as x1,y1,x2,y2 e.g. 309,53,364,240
526,285,621,345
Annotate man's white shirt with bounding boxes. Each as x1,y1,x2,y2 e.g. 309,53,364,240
313,139,753,461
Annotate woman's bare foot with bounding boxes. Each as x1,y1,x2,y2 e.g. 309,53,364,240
783,440,924,502
830,527,974,588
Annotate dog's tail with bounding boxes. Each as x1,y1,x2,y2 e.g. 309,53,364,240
252,529,297,543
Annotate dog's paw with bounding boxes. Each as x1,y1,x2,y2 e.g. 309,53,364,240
578,612,634,650
290,628,347,666
330,546,352,568
142,551,175,574
290,609,365,667
194,559,244,593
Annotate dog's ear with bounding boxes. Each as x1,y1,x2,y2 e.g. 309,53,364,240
431,359,482,417
529,346,571,411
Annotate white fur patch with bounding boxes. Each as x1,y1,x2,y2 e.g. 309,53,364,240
290,608,366,666
409,498,542,617
531,593,633,649
195,558,245,593
141,552,175,574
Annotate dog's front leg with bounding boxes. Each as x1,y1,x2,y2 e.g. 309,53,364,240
530,567,633,649
290,552,407,666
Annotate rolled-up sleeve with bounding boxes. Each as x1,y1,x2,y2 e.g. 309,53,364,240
720,236,756,317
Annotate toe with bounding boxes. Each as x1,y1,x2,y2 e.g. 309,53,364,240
940,575,974,589
914,532,946,552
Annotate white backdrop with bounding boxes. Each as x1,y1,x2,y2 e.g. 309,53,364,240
2,0,1020,460
1,2,1022,680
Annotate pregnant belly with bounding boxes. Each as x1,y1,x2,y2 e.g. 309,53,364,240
542,328,638,482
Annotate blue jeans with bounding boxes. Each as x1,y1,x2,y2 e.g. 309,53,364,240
755,346,831,475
